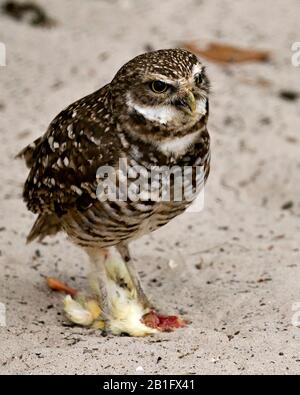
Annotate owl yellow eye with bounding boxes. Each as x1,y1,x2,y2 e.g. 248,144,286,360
151,80,168,93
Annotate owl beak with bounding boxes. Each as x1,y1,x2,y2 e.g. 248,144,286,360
175,90,196,115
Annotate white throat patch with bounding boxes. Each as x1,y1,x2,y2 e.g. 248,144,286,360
158,128,204,157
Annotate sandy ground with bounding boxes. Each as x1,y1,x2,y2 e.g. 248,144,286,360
0,0,300,375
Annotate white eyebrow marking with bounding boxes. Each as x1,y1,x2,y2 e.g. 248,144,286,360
144,73,176,86
192,64,203,76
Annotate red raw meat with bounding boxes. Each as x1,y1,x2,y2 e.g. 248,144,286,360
142,311,187,332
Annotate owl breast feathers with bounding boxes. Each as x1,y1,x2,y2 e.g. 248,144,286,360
18,48,210,247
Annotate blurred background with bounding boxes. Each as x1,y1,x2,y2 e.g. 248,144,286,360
0,0,300,374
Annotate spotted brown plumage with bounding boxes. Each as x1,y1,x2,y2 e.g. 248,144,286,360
18,49,211,336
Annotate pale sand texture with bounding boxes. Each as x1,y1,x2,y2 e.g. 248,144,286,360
0,0,300,374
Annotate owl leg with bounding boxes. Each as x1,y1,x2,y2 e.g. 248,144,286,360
116,243,152,309
62,247,109,329
86,247,110,314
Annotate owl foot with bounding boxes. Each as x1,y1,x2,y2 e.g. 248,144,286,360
87,253,159,336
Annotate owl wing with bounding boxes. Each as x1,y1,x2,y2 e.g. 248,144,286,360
19,86,120,217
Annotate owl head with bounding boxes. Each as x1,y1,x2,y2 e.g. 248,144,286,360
110,49,210,137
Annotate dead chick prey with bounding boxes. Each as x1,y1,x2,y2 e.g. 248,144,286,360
49,252,186,336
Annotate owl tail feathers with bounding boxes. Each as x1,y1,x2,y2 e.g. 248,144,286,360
16,136,43,168
27,213,62,243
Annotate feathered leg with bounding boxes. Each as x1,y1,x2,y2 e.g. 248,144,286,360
116,243,152,309
86,247,110,314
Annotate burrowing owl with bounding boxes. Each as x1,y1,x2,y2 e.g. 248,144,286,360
18,49,210,336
